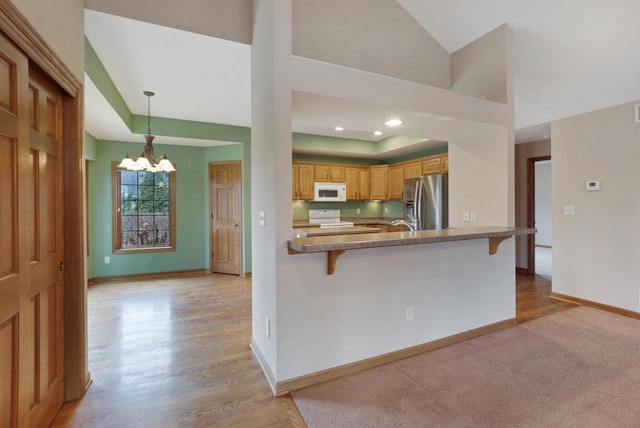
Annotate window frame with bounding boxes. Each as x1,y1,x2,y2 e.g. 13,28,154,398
111,162,176,254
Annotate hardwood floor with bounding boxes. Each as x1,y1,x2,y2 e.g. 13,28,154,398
50,272,574,427
50,273,305,428
516,272,578,323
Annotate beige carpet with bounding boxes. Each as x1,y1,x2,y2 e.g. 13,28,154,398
291,307,640,427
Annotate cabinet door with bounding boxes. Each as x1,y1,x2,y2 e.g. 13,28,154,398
314,164,330,182
422,158,441,175
404,161,422,179
292,164,300,200
299,164,315,200
345,167,359,200
370,165,389,200
388,165,404,200
329,166,345,183
358,168,370,200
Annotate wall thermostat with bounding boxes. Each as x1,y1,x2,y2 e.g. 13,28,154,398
586,180,600,191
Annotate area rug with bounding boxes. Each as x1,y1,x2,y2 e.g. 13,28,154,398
291,307,640,427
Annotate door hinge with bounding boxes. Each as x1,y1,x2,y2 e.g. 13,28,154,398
59,261,64,271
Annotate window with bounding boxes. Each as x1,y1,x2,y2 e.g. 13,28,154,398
112,162,176,253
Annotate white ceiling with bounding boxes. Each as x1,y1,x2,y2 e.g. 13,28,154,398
84,2,640,151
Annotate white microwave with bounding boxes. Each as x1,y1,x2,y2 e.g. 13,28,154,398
313,182,347,202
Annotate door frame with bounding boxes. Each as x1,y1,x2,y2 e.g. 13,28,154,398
209,160,243,275
526,155,551,275
0,1,89,401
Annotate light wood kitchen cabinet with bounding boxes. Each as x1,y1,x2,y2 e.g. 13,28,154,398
315,164,346,183
369,165,389,200
292,163,314,200
388,164,404,200
422,157,442,175
422,154,448,175
345,167,370,200
404,161,422,179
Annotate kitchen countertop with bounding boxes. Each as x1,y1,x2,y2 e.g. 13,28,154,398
293,226,381,237
289,227,535,253
293,217,402,228
288,226,536,275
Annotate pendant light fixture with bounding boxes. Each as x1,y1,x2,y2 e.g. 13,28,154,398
117,91,176,172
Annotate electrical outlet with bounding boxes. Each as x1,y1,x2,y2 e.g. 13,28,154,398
104,256,110,264
265,316,271,338
406,307,414,321
356,208,360,214
470,211,477,222
463,210,470,222
563,206,575,215
385,207,389,214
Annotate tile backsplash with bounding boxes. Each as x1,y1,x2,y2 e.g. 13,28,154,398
292,201,403,220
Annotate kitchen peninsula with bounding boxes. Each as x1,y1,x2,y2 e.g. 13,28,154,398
288,227,536,275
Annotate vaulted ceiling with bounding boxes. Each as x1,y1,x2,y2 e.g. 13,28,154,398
84,1,640,154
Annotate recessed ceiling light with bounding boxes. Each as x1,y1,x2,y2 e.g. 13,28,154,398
384,119,402,127
374,131,382,136
335,126,344,131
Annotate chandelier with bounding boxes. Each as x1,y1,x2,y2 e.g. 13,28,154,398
117,91,176,172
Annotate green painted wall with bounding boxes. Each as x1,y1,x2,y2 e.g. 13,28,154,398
90,140,205,277
293,132,380,156
384,143,448,164
292,201,405,220
87,139,249,279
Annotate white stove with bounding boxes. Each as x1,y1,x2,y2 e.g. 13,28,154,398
308,209,354,228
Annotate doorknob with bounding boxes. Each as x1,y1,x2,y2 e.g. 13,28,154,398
233,224,239,227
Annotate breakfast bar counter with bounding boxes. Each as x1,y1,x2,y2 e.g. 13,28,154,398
288,226,536,274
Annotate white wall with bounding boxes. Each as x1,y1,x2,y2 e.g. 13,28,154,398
535,162,552,246
451,24,510,104
251,0,293,382
449,129,511,228
12,0,85,80
292,0,450,89
249,2,516,389
552,100,640,312
278,238,515,380
84,0,253,45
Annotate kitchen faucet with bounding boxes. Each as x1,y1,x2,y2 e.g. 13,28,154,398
391,215,417,232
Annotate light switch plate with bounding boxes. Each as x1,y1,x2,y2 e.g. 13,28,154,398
563,205,575,215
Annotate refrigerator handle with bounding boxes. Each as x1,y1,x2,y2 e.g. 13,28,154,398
414,180,422,230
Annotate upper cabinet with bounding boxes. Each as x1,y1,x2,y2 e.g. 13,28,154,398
292,153,447,201
404,161,422,179
388,164,404,200
422,158,441,175
422,154,448,175
369,165,389,200
315,164,346,183
345,166,370,200
292,163,315,200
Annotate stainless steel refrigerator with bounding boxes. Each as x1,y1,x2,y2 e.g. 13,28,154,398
403,175,448,230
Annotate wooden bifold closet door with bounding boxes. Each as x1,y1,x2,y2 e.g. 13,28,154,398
0,33,65,428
